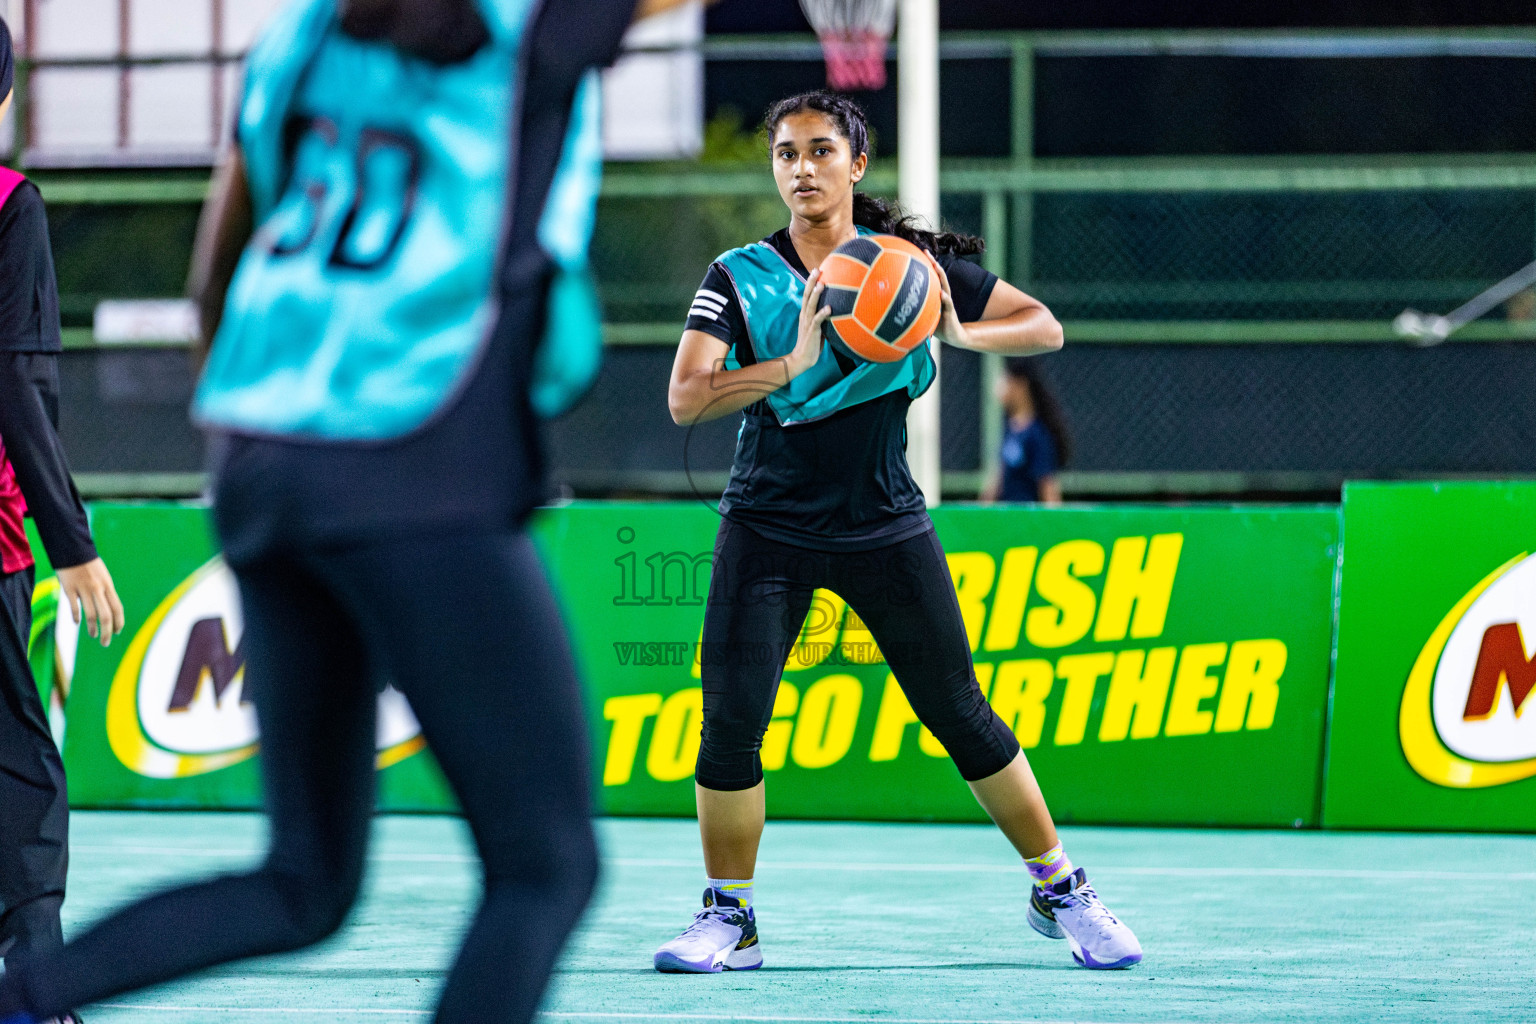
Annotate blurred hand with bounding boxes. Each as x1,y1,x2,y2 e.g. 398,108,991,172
56,558,126,647
785,266,830,380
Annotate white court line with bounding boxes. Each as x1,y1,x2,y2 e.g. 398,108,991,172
72,845,469,862
70,847,1536,881
97,1005,426,1017
74,845,258,856
541,1015,1258,1024
73,845,473,864
97,1008,1250,1024
607,859,1536,882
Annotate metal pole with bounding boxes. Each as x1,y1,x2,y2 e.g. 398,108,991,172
118,0,132,150
210,0,225,150
979,190,1008,493
898,0,941,506
19,0,36,163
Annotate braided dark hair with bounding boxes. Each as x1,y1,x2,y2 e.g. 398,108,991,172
763,91,984,257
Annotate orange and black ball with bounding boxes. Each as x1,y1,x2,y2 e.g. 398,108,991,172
817,234,942,364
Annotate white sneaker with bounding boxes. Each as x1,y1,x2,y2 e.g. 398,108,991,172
653,888,763,973
1026,867,1142,969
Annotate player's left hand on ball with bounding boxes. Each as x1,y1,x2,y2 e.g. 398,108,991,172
56,557,126,647
923,250,967,347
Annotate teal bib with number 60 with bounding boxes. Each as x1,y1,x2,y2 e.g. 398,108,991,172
195,0,603,440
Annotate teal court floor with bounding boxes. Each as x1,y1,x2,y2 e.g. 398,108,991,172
62,812,1536,1024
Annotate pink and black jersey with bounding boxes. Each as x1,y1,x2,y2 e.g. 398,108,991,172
0,166,96,576
0,439,29,574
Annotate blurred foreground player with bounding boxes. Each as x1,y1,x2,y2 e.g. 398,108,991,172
0,1,696,1021
0,20,124,1021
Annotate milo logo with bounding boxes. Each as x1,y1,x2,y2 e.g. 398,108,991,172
1400,551,1536,788
107,558,426,779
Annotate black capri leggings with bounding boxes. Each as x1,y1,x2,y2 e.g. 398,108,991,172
0,530,598,1024
696,519,1020,791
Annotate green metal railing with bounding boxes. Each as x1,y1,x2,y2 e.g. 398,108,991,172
29,29,1536,341
22,29,1536,498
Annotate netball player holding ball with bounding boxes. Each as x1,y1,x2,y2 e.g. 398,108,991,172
659,91,1141,974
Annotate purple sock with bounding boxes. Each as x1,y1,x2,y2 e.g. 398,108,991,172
1023,843,1074,889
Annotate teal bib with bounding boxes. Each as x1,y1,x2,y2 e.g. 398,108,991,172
195,0,604,440
716,228,935,426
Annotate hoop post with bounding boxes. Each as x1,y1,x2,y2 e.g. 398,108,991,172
898,0,941,505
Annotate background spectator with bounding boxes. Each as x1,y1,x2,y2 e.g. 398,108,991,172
980,357,1071,505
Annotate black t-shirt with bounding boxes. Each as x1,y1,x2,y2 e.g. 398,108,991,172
0,181,96,568
685,229,998,551
0,181,63,354
212,0,641,563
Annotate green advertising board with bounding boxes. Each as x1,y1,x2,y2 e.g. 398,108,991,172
542,502,1340,827
52,502,1339,827
24,520,59,725
1325,481,1536,832
63,505,455,811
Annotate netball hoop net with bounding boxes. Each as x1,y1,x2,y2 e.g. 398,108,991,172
800,0,898,91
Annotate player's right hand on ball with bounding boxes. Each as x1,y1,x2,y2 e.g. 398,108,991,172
787,267,830,380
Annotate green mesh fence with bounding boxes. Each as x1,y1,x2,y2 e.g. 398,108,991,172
592,193,790,324
590,184,1536,332
1027,189,1536,322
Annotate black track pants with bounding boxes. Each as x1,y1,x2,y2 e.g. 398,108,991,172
0,565,67,968
0,531,598,1024
695,519,1021,791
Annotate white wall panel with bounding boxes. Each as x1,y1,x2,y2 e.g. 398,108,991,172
602,2,704,161
31,0,119,58
128,64,211,149
20,0,706,164
219,0,285,54
31,67,117,150
130,0,211,56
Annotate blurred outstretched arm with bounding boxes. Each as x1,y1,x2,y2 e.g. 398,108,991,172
186,147,253,369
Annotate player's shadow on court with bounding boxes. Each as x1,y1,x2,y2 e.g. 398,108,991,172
240,968,449,980
603,961,1078,975
760,962,1079,974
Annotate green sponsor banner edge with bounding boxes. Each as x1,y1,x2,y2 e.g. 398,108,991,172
1323,480,1536,833
49,501,1339,827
